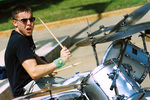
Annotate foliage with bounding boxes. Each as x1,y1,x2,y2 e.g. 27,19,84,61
0,0,149,31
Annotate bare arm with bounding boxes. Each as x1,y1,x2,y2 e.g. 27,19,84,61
22,46,71,79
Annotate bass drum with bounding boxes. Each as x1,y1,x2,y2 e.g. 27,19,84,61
101,40,149,84
83,60,141,100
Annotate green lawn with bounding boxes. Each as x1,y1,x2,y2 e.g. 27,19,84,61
0,0,149,31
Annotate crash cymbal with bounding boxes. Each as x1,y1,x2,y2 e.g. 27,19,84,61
14,83,87,100
75,22,150,47
76,3,150,47
109,3,150,34
87,3,150,37
93,22,150,44
88,3,150,37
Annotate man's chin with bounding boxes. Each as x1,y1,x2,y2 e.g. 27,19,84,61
25,32,32,36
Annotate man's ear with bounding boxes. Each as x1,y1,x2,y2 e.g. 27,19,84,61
12,20,17,27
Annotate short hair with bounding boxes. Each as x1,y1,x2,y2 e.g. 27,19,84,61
12,5,32,19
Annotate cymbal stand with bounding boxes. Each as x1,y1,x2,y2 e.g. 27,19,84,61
91,43,99,66
110,38,129,95
139,32,150,78
139,32,148,53
86,18,99,66
46,81,54,100
140,30,150,78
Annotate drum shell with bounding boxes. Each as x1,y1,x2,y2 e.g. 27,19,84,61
101,40,149,83
84,61,141,100
127,88,150,100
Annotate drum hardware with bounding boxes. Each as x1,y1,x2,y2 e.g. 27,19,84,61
91,43,100,66
110,38,129,92
139,30,150,80
128,88,149,100
139,31,148,53
45,81,54,100
88,25,114,37
112,95,125,100
122,63,133,74
139,29,150,80
86,17,92,36
138,90,146,100
107,68,119,95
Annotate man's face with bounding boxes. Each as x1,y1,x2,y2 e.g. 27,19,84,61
13,12,35,36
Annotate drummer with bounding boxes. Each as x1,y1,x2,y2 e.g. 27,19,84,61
5,5,71,98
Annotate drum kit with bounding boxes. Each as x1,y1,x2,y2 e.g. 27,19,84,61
14,3,150,100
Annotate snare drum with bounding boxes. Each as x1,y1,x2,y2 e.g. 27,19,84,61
101,40,149,83
84,60,141,100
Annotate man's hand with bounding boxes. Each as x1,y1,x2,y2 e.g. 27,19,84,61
48,70,58,76
60,46,72,62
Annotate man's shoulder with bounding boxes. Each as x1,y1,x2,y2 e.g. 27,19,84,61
10,30,26,42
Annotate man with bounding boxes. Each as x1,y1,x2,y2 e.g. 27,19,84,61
5,5,71,98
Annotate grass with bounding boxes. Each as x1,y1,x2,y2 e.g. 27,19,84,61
0,0,149,31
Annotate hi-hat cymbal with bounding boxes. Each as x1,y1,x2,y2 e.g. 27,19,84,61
88,25,114,36
13,83,87,100
75,37,96,47
75,22,150,47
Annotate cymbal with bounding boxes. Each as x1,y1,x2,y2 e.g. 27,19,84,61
75,22,150,46
88,3,150,37
93,22,150,44
14,83,87,100
109,3,150,34
88,25,114,36
75,37,96,47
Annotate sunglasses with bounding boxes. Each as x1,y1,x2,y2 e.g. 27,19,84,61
14,17,36,23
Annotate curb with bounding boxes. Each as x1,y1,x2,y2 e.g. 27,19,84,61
0,6,141,38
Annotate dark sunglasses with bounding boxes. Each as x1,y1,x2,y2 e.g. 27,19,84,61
14,17,36,22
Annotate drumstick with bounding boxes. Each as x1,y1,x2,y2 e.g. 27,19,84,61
38,18,63,48
57,62,82,72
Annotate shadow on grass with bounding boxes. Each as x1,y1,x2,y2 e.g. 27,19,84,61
0,0,64,24
70,1,113,14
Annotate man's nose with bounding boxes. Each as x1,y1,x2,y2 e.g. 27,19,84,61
27,19,31,25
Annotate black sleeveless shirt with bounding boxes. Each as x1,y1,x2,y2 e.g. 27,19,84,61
5,30,36,97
